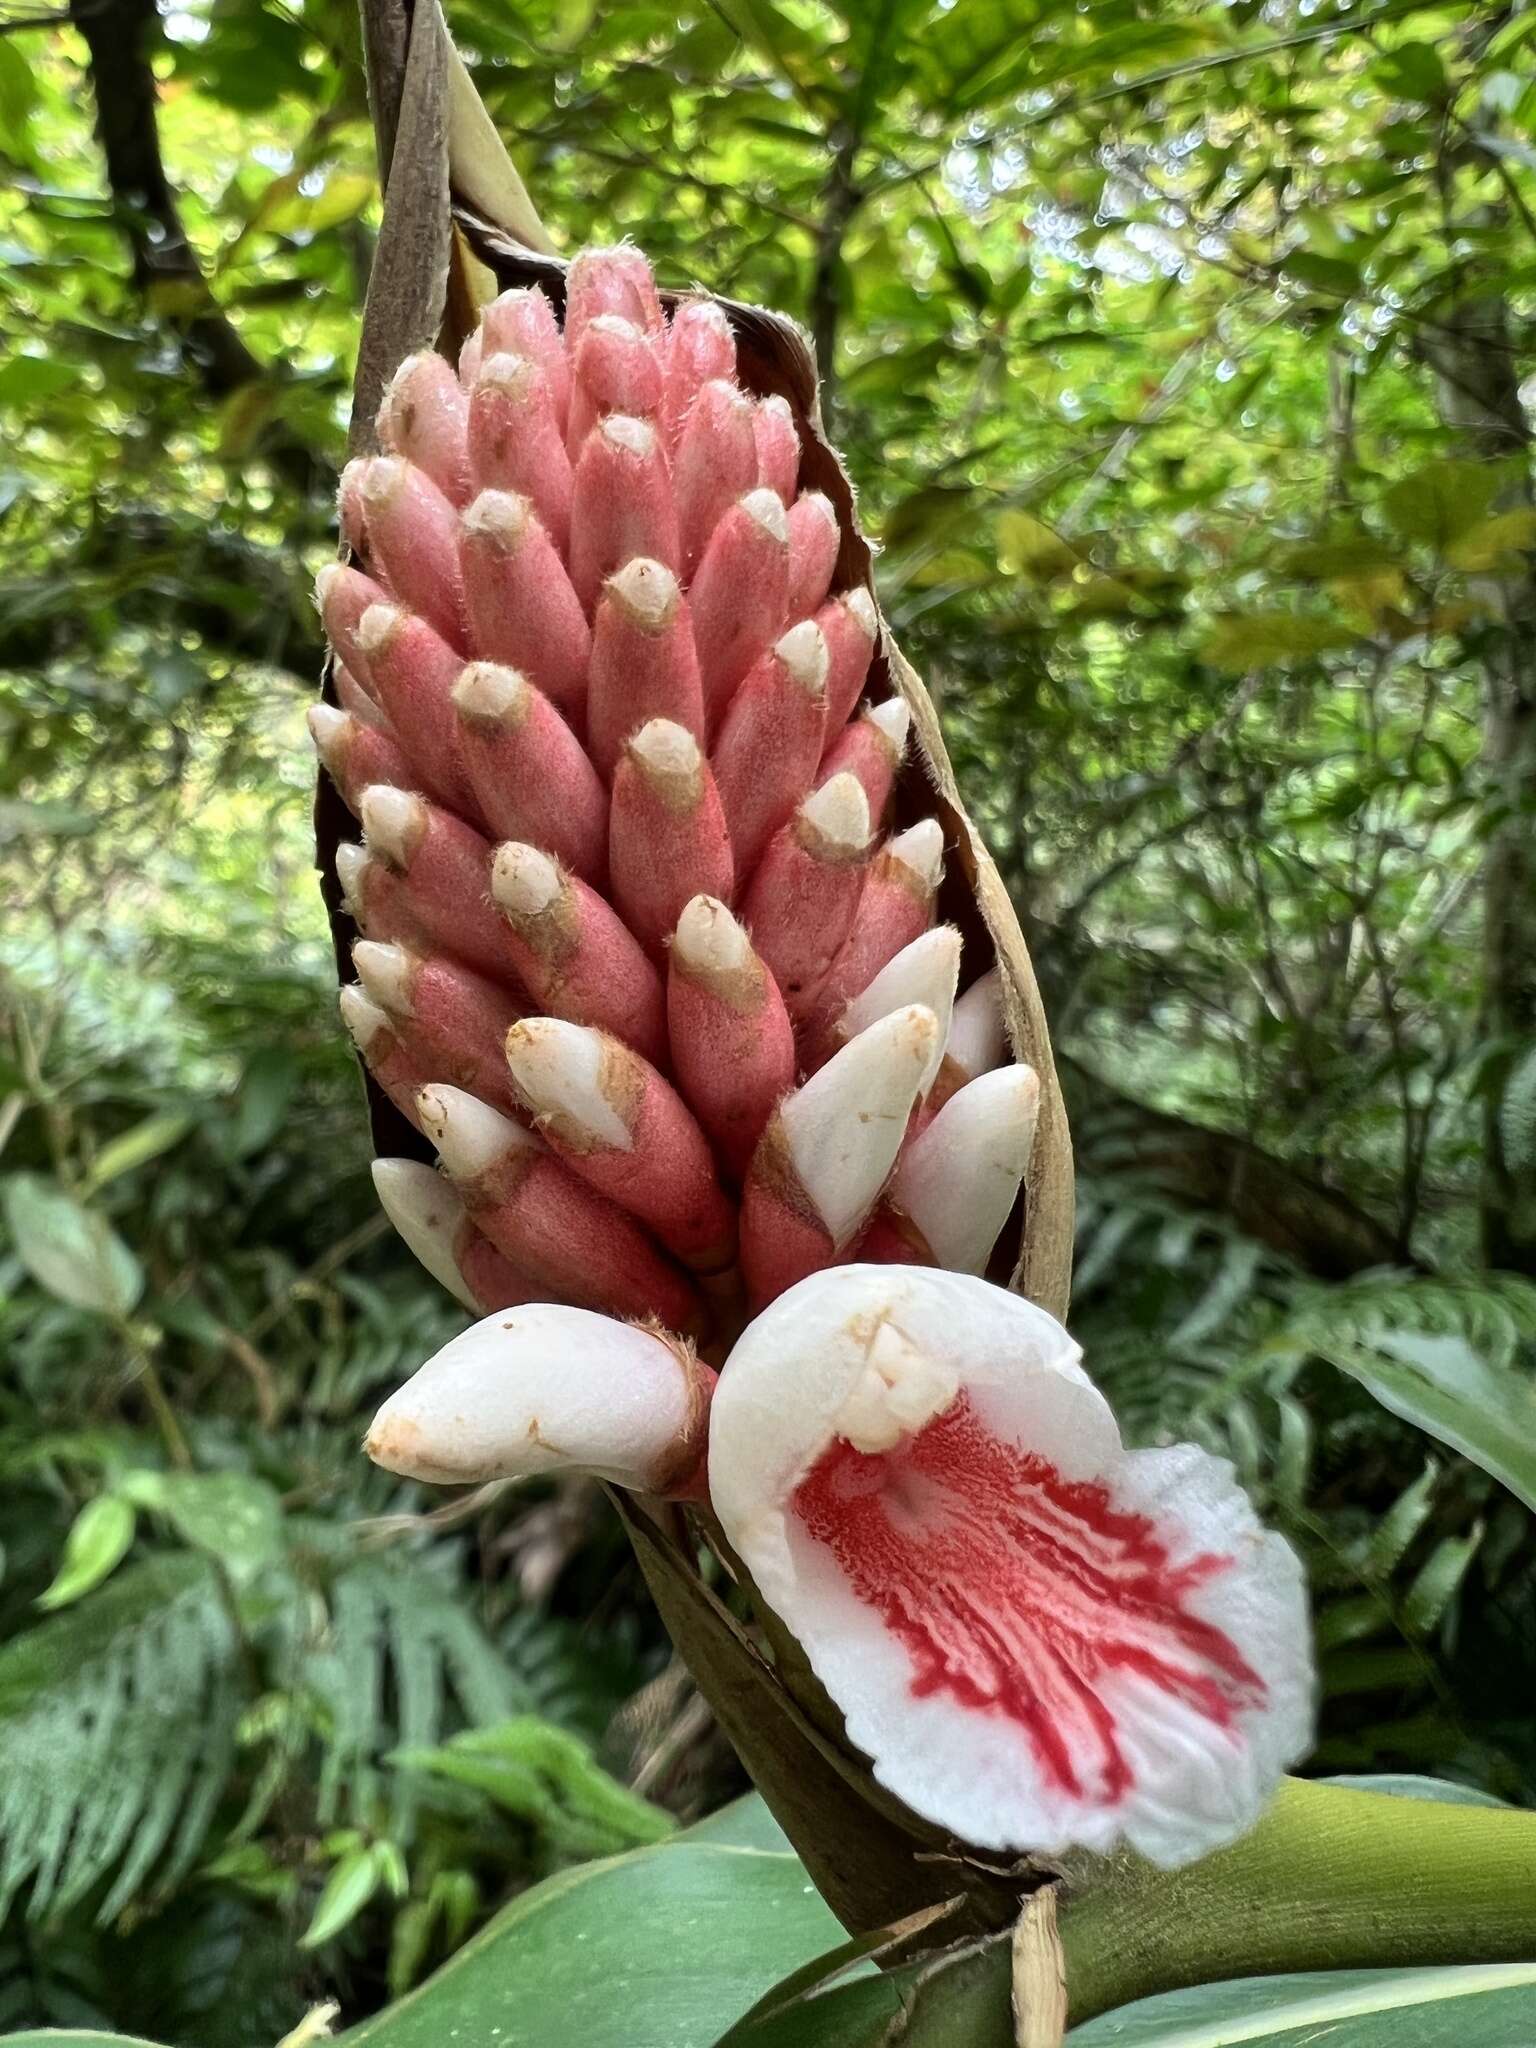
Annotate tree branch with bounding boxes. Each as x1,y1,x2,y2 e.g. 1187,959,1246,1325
69,0,330,494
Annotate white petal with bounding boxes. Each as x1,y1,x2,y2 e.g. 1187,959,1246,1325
709,1265,1312,1868
367,1304,696,1489
777,1007,938,1245
893,1064,1039,1273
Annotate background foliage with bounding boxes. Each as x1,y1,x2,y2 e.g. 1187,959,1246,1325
2,0,1535,2035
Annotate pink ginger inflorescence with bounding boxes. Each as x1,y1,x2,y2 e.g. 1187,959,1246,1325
326,244,1313,1869
319,244,1033,1359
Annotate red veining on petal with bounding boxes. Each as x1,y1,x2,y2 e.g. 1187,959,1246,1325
792,1392,1265,1806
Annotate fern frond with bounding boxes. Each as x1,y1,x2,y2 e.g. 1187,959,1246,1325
0,1553,240,1923
1278,1270,1536,1371
302,1551,517,1830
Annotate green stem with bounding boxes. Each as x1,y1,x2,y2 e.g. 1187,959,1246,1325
1060,1779,1536,2023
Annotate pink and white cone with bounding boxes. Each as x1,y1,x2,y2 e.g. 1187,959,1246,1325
608,720,733,958
491,841,665,1063
359,786,510,983
468,353,572,551
460,491,591,724
370,1158,530,1314
587,558,705,778
786,493,840,618
667,895,796,1180
505,1016,735,1271
569,415,679,612
354,940,523,1112
378,350,472,507
819,698,909,823
743,774,873,1017
367,1303,710,1493
739,1003,939,1307
708,1265,1314,1866
862,1063,1039,1273
308,704,411,813
355,456,467,647
452,661,607,882
416,1084,701,1333
339,985,429,1130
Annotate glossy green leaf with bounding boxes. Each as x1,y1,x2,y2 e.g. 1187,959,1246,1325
36,1495,136,1610
1,1173,144,1318
83,1113,193,1193
1318,1329,1536,1514
338,1797,844,2048
1065,1962,1536,2044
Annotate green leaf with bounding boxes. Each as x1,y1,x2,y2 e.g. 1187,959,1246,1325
337,1797,844,2048
0,797,94,843
1446,509,1536,571
1064,1963,1536,2043
302,1842,386,1949
0,354,82,405
1499,1042,1536,1173
229,1047,298,1160
1201,611,1355,672
84,1113,193,1193
119,1470,285,1576
36,1495,136,1610
1,1173,144,1318
1382,461,1500,551
1318,1329,1536,1514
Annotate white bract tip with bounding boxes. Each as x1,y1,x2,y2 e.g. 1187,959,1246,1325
840,927,961,1094
588,312,643,342
491,842,563,920
947,966,1007,1081
478,350,538,395
367,1306,697,1489
307,702,348,765
464,488,533,543
800,773,871,858
893,1065,1039,1274
601,414,656,459
360,456,409,509
802,491,837,531
359,784,424,869
741,488,789,543
314,562,343,606
629,718,700,781
339,983,389,1052
845,587,878,639
708,1265,1314,1868
454,661,529,724
416,1084,537,1180
774,620,829,693
778,1004,938,1245
334,841,370,912
371,1158,476,1311
886,818,944,893
354,940,416,1017
357,602,404,658
606,557,679,629
505,1019,632,1151
673,895,753,978
866,697,910,753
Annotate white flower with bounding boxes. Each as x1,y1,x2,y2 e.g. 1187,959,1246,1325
708,1265,1313,1868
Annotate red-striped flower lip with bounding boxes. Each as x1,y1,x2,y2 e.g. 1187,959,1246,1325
708,1265,1314,1867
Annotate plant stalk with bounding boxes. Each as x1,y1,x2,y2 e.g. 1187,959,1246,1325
1059,1778,1536,2022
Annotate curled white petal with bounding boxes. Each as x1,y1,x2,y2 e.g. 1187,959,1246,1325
367,1304,700,1490
709,1265,1313,1868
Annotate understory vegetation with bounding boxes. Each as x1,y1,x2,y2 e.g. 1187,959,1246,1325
2,0,1535,2035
